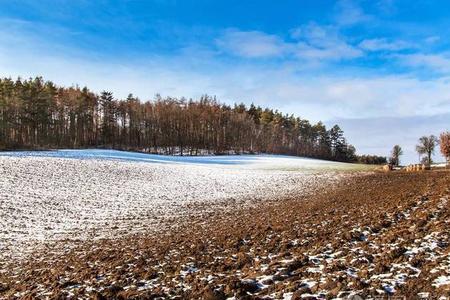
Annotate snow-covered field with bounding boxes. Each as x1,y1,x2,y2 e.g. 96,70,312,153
0,150,361,262
0,149,370,171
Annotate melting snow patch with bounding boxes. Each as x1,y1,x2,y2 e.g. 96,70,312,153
255,275,274,289
306,265,324,273
282,292,293,300
179,266,199,277
417,292,430,299
382,283,396,294
433,275,450,287
300,279,317,288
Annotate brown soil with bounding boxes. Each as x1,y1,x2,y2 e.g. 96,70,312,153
1,171,450,299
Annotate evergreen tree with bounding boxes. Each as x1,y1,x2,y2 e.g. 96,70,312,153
99,91,116,147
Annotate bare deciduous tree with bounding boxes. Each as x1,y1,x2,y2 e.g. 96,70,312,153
389,145,403,166
416,135,439,166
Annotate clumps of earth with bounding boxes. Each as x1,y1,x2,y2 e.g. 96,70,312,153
1,171,449,299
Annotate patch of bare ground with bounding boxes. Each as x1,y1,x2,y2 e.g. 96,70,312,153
1,171,450,299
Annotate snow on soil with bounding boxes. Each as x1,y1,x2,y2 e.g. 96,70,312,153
0,150,352,262
0,149,369,171
255,195,450,298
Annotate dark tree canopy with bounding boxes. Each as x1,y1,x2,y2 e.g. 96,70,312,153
0,76,382,163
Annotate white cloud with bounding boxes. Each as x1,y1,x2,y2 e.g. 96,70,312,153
334,0,372,26
215,30,286,58
291,23,363,60
425,36,440,44
294,42,361,60
396,53,450,73
359,38,412,51
331,114,448,164
259,76,450,121
216,24,362,61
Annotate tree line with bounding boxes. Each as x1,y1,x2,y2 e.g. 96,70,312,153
0,76,386,163
389,132,450,167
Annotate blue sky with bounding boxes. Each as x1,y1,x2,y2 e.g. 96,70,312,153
1,0,449,163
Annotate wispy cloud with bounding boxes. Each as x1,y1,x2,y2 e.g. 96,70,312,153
217,24,362,62
291,23,363,60
424,36,440,44
215,29,285,58
333,0,373,26
331,113,449,163
396,53,450,74
359,38,412,51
